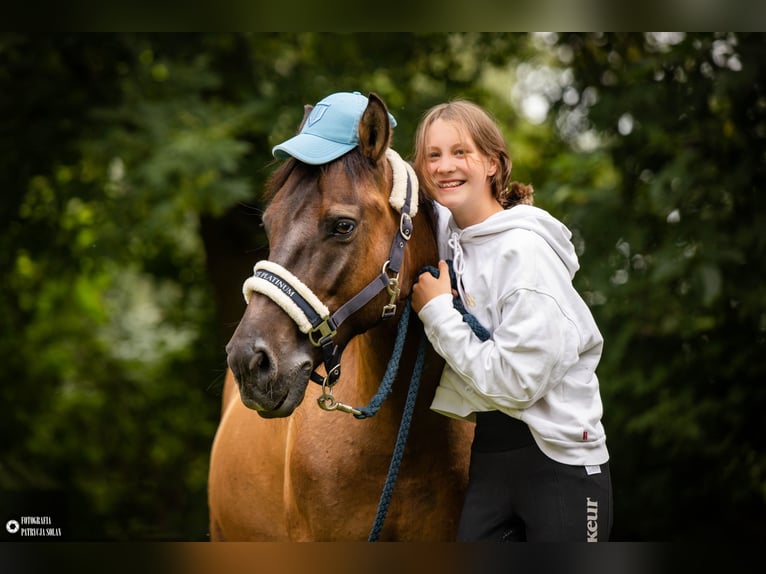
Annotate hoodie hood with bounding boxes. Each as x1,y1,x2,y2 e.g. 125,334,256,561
446,204,580,279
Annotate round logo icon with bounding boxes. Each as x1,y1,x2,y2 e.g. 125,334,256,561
6,519,19,534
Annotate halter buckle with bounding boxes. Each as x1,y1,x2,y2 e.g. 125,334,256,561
400,212,413,240
382,303,397,319
308,318,337,347
382,277,400,319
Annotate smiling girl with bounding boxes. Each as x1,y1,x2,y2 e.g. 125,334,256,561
411,100,612,542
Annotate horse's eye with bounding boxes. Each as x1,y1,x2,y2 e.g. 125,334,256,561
333,219,356,236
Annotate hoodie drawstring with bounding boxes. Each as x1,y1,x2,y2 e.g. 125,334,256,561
447,232,468,303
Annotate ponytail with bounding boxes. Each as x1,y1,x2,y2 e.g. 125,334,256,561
499,181,534,208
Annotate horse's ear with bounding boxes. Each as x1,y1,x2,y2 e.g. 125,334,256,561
358,93,392,163
296,104,314,133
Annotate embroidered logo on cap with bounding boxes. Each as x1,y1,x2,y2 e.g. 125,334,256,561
307,103,329,127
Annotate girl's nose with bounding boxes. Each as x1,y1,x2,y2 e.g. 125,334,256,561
435,155,455,174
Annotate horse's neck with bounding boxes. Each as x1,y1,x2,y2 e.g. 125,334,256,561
350,201,441,408
351,320,402,397
350,311,439,409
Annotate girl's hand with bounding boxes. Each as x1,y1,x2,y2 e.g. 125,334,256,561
412,260,453,313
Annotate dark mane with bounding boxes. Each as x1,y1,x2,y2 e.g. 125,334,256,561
263,150,383,204
416,195,438,246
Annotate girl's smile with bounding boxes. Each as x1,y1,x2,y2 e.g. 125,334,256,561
425,118,501,227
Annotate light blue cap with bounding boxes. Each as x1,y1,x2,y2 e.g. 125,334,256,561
272,91,397,164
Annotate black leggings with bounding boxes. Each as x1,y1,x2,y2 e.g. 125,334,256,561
457,411,613,542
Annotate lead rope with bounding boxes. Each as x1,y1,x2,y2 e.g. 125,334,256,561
358,260,487,421
420,260,491,342
367,262,490,541
354,302,412,419
367,300,426,542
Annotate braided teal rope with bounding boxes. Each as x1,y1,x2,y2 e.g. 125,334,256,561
355,260,488,422
419,260,491,342
368,316,427,541
354,301,412,420
365,263,492,540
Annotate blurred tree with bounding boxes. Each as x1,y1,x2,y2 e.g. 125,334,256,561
547,32,766,540
1,33,237,539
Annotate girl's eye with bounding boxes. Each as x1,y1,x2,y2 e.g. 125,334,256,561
333,219,356,236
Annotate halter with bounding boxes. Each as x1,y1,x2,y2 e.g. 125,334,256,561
241,149,419,413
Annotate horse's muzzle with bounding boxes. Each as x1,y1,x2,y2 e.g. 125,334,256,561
226,337,313,417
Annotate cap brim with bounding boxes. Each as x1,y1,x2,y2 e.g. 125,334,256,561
272,133,357,165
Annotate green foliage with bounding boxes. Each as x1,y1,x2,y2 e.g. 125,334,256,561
549,32,766,540
1,33,763,541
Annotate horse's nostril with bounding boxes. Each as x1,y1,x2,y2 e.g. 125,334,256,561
227,340,276,383
249,348,272,376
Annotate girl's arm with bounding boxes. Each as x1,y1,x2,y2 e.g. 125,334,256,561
418,287,581,410
412,260,453,313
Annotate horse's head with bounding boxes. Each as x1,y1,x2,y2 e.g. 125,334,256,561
226,93,435,417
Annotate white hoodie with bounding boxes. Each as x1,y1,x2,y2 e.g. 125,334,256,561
418,203,609,466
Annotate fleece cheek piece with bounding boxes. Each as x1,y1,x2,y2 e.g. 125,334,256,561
385,148,418,218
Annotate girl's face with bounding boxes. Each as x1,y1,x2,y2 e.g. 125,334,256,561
424,118,500,227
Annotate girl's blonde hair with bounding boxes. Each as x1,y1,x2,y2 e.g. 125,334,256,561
413,100,533,208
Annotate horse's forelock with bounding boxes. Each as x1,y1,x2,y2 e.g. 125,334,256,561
263,158,306,203
338,150,386,186
264,150,387,205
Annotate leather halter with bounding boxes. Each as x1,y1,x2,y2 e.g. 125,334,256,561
242,149,418,391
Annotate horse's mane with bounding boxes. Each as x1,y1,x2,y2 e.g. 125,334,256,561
417,194,438,245
263,151,382,203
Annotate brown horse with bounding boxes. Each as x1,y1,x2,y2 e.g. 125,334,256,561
207,93,472,541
